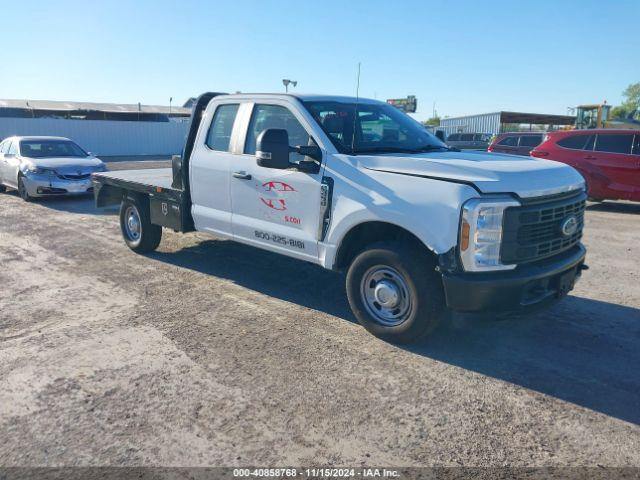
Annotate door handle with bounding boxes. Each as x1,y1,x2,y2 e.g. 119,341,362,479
584,156,596,160
232,171,252,180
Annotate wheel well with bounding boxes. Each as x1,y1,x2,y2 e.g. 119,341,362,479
334,221,434,271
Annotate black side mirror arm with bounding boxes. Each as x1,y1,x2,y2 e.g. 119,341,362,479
292,145,322,162
291,159,320,173
289,145,322,173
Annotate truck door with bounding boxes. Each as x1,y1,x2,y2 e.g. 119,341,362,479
189,103,241,237
230,103,322,262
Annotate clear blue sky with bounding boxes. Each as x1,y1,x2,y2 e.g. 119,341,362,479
3,0,639,120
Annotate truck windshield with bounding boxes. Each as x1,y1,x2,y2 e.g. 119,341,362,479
302,100,448,155
20,140,88,158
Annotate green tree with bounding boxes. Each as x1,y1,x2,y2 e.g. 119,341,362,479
610,82,639,120
611,105,631,119
423,115,441,127
622,82,640,110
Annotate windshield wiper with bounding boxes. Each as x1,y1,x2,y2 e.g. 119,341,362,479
413,145,460,152
353,145,458,155
353,146,423,155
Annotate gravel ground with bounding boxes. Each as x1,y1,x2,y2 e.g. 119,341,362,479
0,167,639,468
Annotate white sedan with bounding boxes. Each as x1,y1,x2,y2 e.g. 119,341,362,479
0,136,106,200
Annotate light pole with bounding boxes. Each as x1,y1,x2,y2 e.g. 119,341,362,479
282,79,297,93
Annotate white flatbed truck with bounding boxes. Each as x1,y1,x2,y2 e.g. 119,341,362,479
93,92,588,343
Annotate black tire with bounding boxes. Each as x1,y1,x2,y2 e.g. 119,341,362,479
119,196,162,253
0,184,6,193
346,241,445,344
17,175,31,201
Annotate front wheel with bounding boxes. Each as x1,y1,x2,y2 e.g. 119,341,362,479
119,197,162,253
346,241,445,344
17,175,31,201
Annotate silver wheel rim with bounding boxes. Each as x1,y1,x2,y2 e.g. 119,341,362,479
124,205,142,243
360,265,413,327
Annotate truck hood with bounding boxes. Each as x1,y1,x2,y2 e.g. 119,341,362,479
358,150,585,198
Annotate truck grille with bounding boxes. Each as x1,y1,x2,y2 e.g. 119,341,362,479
501,190,586,264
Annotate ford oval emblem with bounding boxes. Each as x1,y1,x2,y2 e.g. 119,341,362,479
561,215,578,237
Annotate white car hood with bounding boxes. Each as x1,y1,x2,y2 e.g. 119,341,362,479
24,156,103,172
359,150,585,198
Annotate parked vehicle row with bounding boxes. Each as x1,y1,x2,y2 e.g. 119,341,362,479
531,129,640,202
446,128,640,202
92,92,588,344
488,132,544,156
0,136,106,201
445,132,493,150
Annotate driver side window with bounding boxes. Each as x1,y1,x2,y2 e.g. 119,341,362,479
244,104,310,162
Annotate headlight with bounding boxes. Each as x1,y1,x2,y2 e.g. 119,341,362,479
459,197,520,272
25,166,54,175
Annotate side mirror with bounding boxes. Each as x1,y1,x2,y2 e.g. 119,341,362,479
435,130,446,142
256,129,291,169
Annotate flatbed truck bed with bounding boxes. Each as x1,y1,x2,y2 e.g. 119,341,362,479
92,168,191,232
94,168,177,194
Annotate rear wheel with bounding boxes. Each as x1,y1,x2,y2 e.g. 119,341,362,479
0,184,6,193
346,241,445,344
17,175,31,201
119,196,162,253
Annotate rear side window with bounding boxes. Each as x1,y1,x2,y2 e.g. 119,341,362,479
0,141,7,154
7,141,18,155
460,134,474,141
556,135,593,150
497,136,518,146
447,134,460,141
594,134,634,154
519,135,543,147
634,135,640,155
206,104,239,152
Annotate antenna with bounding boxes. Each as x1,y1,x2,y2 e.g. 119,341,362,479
351,62,361,153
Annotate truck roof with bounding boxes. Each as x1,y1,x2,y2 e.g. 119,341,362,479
4,135,71,141
217,93,382,105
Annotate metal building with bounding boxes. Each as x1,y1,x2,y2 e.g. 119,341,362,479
439,111,576,136
0,99,191,156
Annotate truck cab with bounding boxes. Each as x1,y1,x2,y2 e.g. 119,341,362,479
94,93,588,343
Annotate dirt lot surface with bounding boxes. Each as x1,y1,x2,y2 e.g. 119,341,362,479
1,165,639,467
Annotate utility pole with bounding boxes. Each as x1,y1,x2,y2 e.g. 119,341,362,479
282,79,298,93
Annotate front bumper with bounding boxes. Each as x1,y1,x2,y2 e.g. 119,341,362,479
442,244,586,312
22,175,94,197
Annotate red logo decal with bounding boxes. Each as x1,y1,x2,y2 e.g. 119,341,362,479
259,180,296,211
262,181,296,192
260,198,287,211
